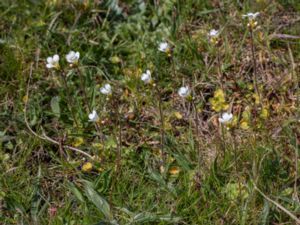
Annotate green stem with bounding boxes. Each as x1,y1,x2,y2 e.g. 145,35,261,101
60,69,79,128
217,48,224,90
192,99,201,172
76,66,91,112
155,85,166,167
250,28,261,102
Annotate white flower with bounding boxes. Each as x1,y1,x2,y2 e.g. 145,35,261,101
100,83,112,95
208,29,219,37
178,86,190,98
218,112,233,124
141,70,152,84
88,110,99,122
242,12,260,20
66,51,80,64
158,42,170,53
46,54,60,69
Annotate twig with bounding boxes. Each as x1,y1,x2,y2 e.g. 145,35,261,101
24,63,93,160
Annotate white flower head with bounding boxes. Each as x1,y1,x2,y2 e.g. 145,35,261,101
88,110,99,122
46,54,60,69
178,86,191,98
208,29,219,38
141,70,152,84
242,12,260,20
66,51,80,65
218,112,233,124
158,42,170,53
100,83,112,95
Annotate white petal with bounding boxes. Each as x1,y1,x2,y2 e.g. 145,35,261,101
47,57,53,64
53,54,59,62
105,84,111,91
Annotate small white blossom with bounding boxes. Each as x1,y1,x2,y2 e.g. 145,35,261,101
100,83,112,95
158,42,170,53
242,12,260,20
46,54,60,69
218,112,233,124
178,86,190,98
66,51,80,64
88,110,99,122
141,70,152,84
208,29,219,38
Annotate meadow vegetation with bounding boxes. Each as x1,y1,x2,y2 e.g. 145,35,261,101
1,0,300,224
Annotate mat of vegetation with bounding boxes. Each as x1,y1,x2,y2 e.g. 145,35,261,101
1,0,300,224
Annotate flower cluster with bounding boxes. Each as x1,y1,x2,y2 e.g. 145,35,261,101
47,12,261,128
209,89,229,113
46,51,80,70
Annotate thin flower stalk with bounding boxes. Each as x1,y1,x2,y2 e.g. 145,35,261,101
155,85,167,167
60,68,79,127
178,86,202,172
250,28,261,101
191,98,202,172
75,66,91,112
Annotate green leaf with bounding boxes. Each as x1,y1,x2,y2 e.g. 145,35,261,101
68,182,85,203
259,200,270,225
50,96,60,117
84,182,113,221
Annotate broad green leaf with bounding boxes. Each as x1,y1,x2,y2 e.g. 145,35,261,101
84,182,113,221
259,200,270,225
68,182,85,203
50,96,60,117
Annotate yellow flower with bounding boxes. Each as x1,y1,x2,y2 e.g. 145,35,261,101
82,162,93,172
110,56,121,64
72,137,84,147
260,107,269,119
169,166,180,176
210,89,229,112
92,143,103,150
253,93,260,105
174,111,183,120
240,121,250,130
240,106,251,130
23,95,29,103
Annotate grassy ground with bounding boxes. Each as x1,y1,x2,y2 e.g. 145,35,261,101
1,0,300,224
